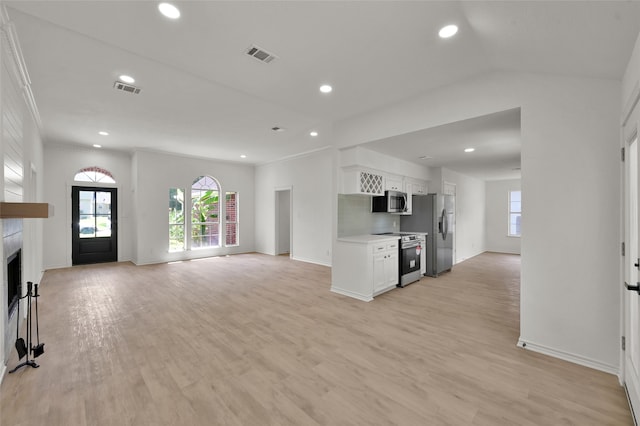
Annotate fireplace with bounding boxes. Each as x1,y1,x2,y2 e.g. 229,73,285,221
7,249,21,317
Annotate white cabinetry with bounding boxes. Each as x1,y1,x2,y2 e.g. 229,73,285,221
341,169,384,195
385,174,404,192
331,236,400,301
403,179,428,215
406,178,427,195
372,241,399,294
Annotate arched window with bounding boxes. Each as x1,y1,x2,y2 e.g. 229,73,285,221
74,167,116,183
191,176,219,248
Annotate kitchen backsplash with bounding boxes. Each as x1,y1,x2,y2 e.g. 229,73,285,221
338,194,397,237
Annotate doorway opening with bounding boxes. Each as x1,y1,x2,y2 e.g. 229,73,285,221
275,188,292,256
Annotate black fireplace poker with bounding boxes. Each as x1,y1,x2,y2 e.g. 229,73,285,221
9,281,44,374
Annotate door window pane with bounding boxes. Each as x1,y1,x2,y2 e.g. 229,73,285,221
78,190,112,238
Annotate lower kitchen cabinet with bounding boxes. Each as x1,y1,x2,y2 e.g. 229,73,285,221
331,236,399,302
373,243,399,294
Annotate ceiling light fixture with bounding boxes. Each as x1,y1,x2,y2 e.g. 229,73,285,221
240,154,247,159
119,75,135,84
319,84,333,94
98,131,109,136
464,148,475,153
158,3,181,19
272,126,286,132
439,24,458,39
310,131,318,137
93,144,102,148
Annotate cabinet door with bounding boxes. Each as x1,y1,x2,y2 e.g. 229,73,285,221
385,175,403,192
373,252,387,293
385,249,399,286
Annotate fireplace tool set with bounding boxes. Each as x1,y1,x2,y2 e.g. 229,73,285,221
9,281,44,373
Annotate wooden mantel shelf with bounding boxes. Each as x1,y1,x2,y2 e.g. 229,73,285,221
0,202,54,218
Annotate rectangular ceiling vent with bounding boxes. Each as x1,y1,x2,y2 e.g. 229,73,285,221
113,81,141,94
246,45,278,64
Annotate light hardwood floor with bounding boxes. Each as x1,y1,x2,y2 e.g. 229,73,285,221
0,252,631,425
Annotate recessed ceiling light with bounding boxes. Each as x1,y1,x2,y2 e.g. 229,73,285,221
98,131,109,136
310,131,318,137
158,3,180,19
464,148,475,153
319,84,333,94
119,75,135,84
439,24,458,39
240,154,247,159
93,144,102,148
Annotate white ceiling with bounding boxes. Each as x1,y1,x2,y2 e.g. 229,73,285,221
6,1,640,179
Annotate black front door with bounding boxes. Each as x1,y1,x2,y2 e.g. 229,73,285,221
72,186,117,265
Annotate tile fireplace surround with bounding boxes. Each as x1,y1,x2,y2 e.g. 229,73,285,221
3,218,22,364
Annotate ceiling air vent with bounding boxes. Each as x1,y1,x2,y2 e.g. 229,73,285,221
246,45,278,64
113,81,141,94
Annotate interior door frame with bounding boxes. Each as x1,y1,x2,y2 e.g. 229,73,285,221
622,91,640,424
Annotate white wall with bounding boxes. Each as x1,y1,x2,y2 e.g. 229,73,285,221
131,150,255,265
255,148,333,266
0,11,45,372
333,71,622,373
441,168,486,263
42,144,133,269
486,179,521,254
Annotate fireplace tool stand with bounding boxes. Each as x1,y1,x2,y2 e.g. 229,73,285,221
9,282,43,373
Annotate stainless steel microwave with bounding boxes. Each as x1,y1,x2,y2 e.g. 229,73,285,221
371,190,408,213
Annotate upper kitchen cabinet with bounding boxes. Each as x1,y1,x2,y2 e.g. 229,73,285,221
406,178,428,195
341,168,384,195
385,174,404,192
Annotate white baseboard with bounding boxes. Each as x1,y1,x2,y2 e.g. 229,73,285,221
330,287,373,302
290,255,331,267
517,338,619,375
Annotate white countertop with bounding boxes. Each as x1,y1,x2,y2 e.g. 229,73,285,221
337,234,400,244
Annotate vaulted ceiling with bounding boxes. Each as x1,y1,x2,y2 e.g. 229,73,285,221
6,1,640,179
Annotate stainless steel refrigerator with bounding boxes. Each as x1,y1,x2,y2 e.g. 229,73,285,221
400,193,454,277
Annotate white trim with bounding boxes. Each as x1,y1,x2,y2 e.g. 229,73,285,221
290,255,330,267
0,363,6,385
257,145,333,166
330,286,373,302
0,6,42,131
517,338,618,375
625,383,639,426
623,80,640,127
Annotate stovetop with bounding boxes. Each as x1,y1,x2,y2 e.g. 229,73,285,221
373,232,420,242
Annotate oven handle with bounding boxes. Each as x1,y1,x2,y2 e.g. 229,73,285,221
401,242,421,249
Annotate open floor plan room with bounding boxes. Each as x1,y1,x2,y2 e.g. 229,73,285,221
0,253,630,425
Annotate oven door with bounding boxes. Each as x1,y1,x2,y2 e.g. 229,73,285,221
401,242,421,275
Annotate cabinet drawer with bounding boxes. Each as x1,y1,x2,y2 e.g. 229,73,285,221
372,243,387,252
386,242,398,251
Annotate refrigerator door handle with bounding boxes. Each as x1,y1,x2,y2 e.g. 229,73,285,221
440,209,448,239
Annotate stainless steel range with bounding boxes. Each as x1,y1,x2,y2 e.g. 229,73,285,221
398,234,422,287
